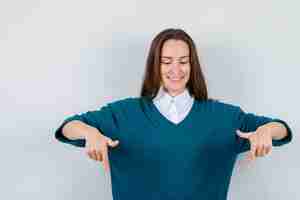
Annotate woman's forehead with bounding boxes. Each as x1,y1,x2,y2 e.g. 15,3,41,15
161,46,189,58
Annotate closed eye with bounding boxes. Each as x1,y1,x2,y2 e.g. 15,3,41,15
161,61,189,65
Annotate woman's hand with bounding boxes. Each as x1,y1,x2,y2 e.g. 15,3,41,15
84,130,119,173
236,128,273,161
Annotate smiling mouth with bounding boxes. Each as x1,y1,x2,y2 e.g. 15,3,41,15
167,76,184,81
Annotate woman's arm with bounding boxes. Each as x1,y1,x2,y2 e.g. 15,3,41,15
258,121,288,140
234,106,293,154
55,103,119,147
62,120,101,140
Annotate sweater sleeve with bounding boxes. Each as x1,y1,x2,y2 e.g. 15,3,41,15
54,103,119,147
234,106,293,154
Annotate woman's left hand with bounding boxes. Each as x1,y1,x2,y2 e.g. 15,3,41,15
236,127,273,161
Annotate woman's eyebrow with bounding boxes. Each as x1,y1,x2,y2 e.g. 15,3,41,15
161,55,189,59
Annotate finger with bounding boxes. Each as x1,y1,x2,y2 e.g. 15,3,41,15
266,144,272,155
96,150,103,161
107,139,119,148
261,138,270,156
265,140,272,155
268,137,273,154
87,149,97,161
106,138,117,147
87,150,93,160
246,151,254,161
249,139,257,161
91,149,98,161
258,145,265,157
261,134,272,156
236,130,253,139
262,144,268,156
106,138,114,146
101,147,110,173
111,140,119,147
256,136,264,157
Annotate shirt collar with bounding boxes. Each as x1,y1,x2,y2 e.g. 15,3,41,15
153,85,193,113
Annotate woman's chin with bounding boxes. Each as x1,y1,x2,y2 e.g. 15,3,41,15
164,84,186,93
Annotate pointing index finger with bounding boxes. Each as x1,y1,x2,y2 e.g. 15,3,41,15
249,138,257,161
101,146,110,173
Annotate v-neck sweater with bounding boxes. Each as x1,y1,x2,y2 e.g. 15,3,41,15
55,97,293,200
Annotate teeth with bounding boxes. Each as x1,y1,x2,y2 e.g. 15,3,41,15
168,76,183,80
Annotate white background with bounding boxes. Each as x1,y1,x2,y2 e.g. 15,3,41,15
0,0,298,199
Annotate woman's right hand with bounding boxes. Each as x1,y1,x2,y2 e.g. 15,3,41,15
84,130,119,173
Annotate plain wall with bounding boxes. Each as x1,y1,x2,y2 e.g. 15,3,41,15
0,0,298,199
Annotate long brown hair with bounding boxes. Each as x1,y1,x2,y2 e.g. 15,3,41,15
140,28,211,102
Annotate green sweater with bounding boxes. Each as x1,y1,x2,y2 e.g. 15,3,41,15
55,97,293,200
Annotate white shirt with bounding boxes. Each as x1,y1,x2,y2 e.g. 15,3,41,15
153,86,194,124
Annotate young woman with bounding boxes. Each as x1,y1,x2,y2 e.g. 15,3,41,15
55,28,292,200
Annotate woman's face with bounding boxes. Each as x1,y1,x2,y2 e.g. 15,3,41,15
160,39,191,97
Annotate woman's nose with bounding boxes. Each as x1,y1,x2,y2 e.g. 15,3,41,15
170,63,182,73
